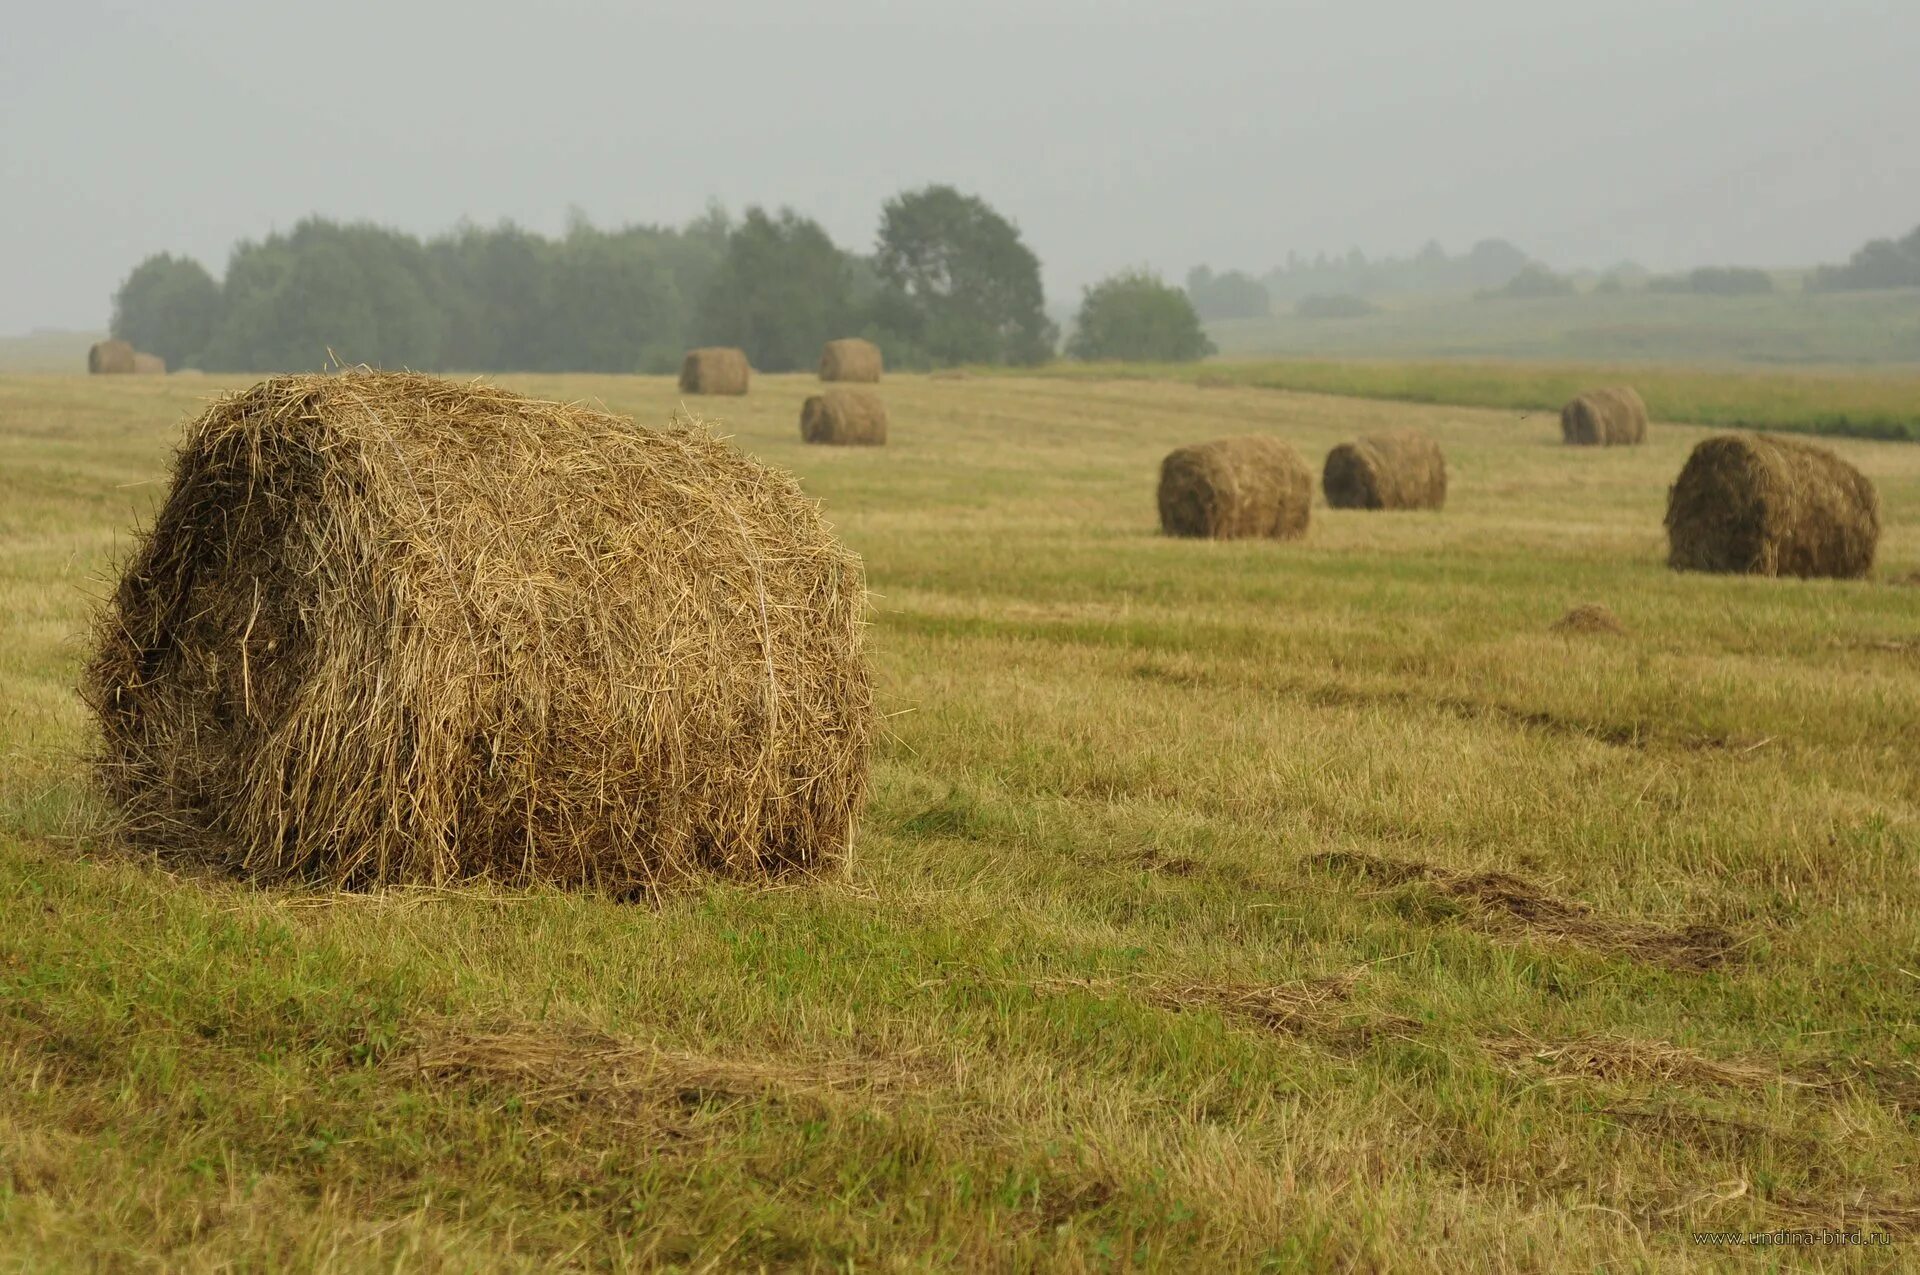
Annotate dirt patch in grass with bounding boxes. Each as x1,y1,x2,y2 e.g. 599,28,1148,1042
1551,604,1627,636
1308,851,1743,971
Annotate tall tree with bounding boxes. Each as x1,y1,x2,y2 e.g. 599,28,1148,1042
873,185,1055,365
110,254,221,369
695,208,854,372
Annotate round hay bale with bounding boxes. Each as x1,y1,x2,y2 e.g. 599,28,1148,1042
88,340,136,374
678,347,750,395
819,338,882,382
1551,604,1626,636
1158,437,1311,540
1664,433,1879,579
1322,429,1447,510
800,389,888,446
83,370,872,891
1560,387,1647,446
131,351,168,375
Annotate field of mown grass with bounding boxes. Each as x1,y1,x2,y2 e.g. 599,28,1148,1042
1030,358,1920,441
3,370,1919,1271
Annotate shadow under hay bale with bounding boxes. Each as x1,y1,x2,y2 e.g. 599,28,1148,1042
678,347,750,395
1322,429,1447,510
1552,604,1626,636
1560,387,1647,446
83,370,872,892
131,351,167,375
1664,433,1879,579
819,338,882,382
800,389,888,445
88,340,136,374
1158,437,1311,540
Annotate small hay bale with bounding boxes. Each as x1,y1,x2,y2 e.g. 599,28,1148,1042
1664,433,1879,579
1560,387,1647,446
1158,436,1311,540
1322,429,1447,510
800,389,888,446
1552,604,1626,636
678,347,750,395
819,338,882,382
88,340,136,374
132,351,167,375
83,370,872,891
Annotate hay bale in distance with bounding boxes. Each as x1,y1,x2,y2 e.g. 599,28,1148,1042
1322,429,1447,510
819,338,882,382
88,340,136,374
131,351,167,375
1552,604,1626,636
1560,386,1648,446
1158,436,1311,540
800,389,888,445
678,347,750,395
83,370,872,891
1664,433,1879,579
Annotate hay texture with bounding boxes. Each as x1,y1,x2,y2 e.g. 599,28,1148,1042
819,338,882,382
1158,436,1311,540
88,340,136,374
1322,430,1447,510
1664,433,1879,579
1560,387,1647,446
800,389,888,446
83,370,872,891
132,351,167,375
678,347,750,396
1552,604,1626,636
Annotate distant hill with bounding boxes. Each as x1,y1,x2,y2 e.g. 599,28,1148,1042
0,329,104,372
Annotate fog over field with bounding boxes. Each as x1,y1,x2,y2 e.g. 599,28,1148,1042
3,0,1916,333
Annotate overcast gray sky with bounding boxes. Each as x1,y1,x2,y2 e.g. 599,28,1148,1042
3,0,1915,333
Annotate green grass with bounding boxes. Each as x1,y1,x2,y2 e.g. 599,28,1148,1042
3,371,1920,1270
1203,286,1920,366
1029,358,1920,441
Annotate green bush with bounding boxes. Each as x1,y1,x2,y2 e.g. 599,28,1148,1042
1066,271,1214,362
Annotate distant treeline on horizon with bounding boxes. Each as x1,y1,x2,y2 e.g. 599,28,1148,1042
109,194,1920,372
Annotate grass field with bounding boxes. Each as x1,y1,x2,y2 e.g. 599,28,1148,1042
3,371,1919,1270
1032,358,1920,442
1203,287,1920,367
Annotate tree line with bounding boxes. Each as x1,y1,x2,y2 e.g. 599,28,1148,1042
111,186,1228,372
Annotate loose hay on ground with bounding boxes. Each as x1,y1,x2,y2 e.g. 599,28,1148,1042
678,347,750,396
1560,386,1648,446
83,370,872,892
1665,433,1880,579
1157,436,1311,540
800,389,889,446
1552,604,1627,636
1322,429,1447,510
818,338,882,382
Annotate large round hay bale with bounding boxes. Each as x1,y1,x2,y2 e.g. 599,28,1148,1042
1560,386,1647,446
1158,437,1311,540
800,389,888,445
678,347,750,395
88,340,136,374
1664,433,1879,579
819,338,882,382
83,370,872,891
131,351,167,375
1322,429,1447,510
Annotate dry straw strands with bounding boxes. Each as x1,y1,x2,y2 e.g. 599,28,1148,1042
1158,436,1312,540
1560,386,1648,446
132,351,167,375
1322,429,1447,510
88,340,136,374
800,389,888,446
819,338,882,382
1665,433,1880,579
84,370,872,892
678,347,750,395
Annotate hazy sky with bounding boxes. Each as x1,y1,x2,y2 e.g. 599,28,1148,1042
3,0,1916,333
